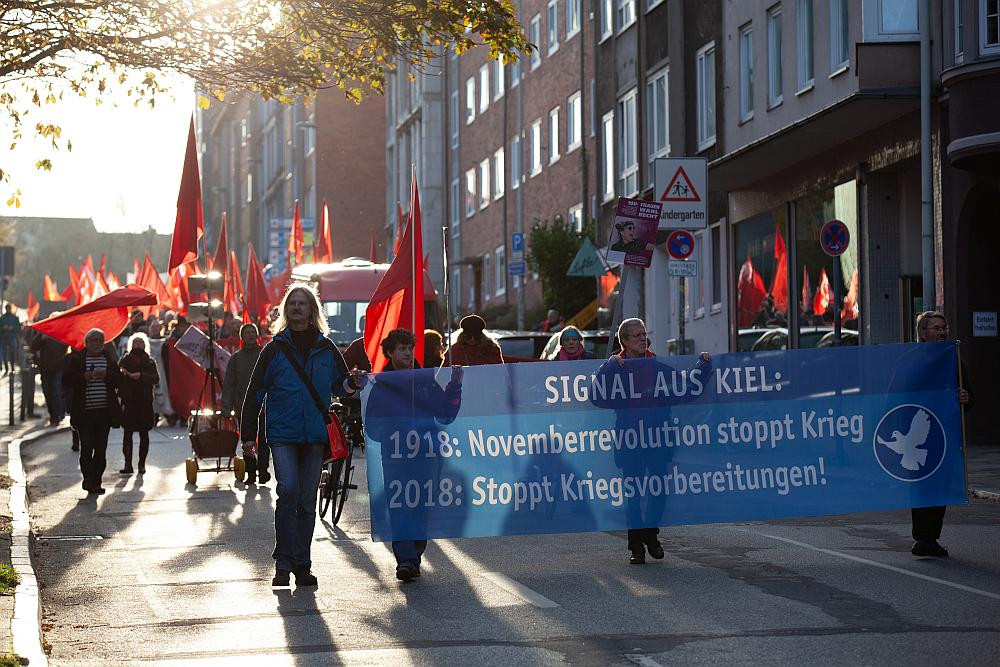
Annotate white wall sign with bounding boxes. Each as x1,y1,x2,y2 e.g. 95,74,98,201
972,311,997,337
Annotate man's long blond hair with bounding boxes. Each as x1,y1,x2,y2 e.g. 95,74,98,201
270,283,329,335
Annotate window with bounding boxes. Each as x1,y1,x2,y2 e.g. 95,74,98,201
983,0,1000,53
739,24,754,121
465,77,475,124
830,0,849,71
768,5,783,107
647,0,664,11
479,159,490,209
711,223,722,307
567,0,581,37
465,169,476,217
530,120,543,176
246,173,253,203
617,0,636,31
495,245,507,296
696,43,716,149
589,79,596,137
601,111,615,201
618,90,638,196
451,267,461,312
450,90,460,148
482,252,491,301
691,232,705,315
511,58,522,86
548,0,560,53
567,91,582,150
450,178,460,237
646,69,669,183
511,135,522,189
493,147,505,199
479,64,490,112
493,60,505,100
863,0,919,40
955,0,965,61
797,0,815,89
549,107,561,163
467,266,475,307
600,0,614,40
530,15,542,69
568,203,584,232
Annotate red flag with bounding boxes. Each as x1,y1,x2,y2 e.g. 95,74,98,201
315,200,333,264
60,284,75,305
365,169,425,371
769,225,788,314
43,275,63,301
841,268,859,321
245,246,272,324
369,228,378,263
133,258,141,281
737,257,767,328
287,200,304,267
267,266,292,304
598,273,620,308
228,250,244,317
27,285,157,349
68,265,81,302
138,255,170,309
801,266,812,316
106,272,122,291
26,291,39,321
82,256,95,280
168,117,205,273
212,212,229,274
98,254,107,279
813,267,831,316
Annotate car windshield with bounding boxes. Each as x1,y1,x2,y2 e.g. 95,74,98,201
324,301,366,346
498,337,539,359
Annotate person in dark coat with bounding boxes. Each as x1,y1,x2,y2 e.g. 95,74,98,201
445,315,504,366
62,328,123,495
29,330,69,425
118,332,159,475
222,323,269,484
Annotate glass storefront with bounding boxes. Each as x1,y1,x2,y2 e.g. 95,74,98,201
733,180,861,351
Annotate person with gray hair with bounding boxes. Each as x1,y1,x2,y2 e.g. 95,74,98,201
62,328,123,494
119,332,159,475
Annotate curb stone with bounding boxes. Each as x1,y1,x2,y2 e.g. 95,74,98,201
7,425,70,666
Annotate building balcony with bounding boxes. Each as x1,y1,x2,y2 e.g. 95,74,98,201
941,58,1000,171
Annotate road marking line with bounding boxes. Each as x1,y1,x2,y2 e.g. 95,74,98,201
749,531,1000,602
481,572,559,608
624,654,665,667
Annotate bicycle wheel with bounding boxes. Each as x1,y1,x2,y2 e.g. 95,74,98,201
317,462,334,518
331,445,355,525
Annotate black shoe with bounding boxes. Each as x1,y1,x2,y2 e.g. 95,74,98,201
912,540,949,559
258,471,271,484
119,467,134,475
395,564,417,582
293,568,318,587
89,487,106,495
71,443,80,452
137,465,146,474
647,541,665,559
271,569,291,588
629,549,646,565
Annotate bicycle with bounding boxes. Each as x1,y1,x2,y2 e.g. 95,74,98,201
317,401,365,524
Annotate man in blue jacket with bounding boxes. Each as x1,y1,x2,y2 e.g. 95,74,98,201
241,284,365,588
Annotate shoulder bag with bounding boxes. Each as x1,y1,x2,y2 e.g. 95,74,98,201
275,342,349,461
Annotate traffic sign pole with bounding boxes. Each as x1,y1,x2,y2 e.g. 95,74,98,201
819,219,850,348
833,257,842,347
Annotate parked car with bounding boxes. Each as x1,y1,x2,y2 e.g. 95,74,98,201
816,329,860,347
746,326,859,352
448,329,551,362
738,327,783,352
539,330,612,360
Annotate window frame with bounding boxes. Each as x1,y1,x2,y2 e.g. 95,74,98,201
493,147,506,199
601,110,615,202
955,0,965,63
530,120,543,176
862,0,920,41
568,203,584,232
739,23,755,122
982,0,1000,54
482,252,491,302
566,0,581,38
617,0,636,32
530,15,543,69
618,89,638,197
767,5,784,108
567,91,583,151
493,59,505,100
830,0,850,72
494,245,507,296
450,178,461,237
465,77,476,124
547,0,560,54
797,0,815,92
710,222,722,310
646,68,669,185
465,168,476,218
479,64,490,113
548,106,561,164
511,135,522,189
600,0,614,41
696,42,716,151
450,90,460,148
479,158,490,209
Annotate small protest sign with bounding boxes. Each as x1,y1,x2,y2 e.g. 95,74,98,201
606,197,661,268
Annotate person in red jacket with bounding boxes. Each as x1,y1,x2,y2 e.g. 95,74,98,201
445,315,503,366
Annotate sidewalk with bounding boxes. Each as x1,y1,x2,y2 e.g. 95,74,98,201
0,371,55,665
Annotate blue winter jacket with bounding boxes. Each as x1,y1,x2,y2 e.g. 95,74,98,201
240,327,355,445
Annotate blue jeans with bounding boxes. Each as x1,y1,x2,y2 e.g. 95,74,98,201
392,540,428,569
270,442,325,572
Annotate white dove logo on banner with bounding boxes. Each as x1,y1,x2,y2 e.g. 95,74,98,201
873,405,947,482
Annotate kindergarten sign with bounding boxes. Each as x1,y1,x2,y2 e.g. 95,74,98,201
362,343,966,542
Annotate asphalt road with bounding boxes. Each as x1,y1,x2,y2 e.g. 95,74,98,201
23,427,1000,666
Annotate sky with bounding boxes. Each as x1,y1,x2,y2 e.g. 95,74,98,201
2,74,195,235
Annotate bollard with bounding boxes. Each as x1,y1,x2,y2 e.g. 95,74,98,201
8,369,13,427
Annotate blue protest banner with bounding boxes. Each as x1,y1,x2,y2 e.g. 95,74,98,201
361,342,966,542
